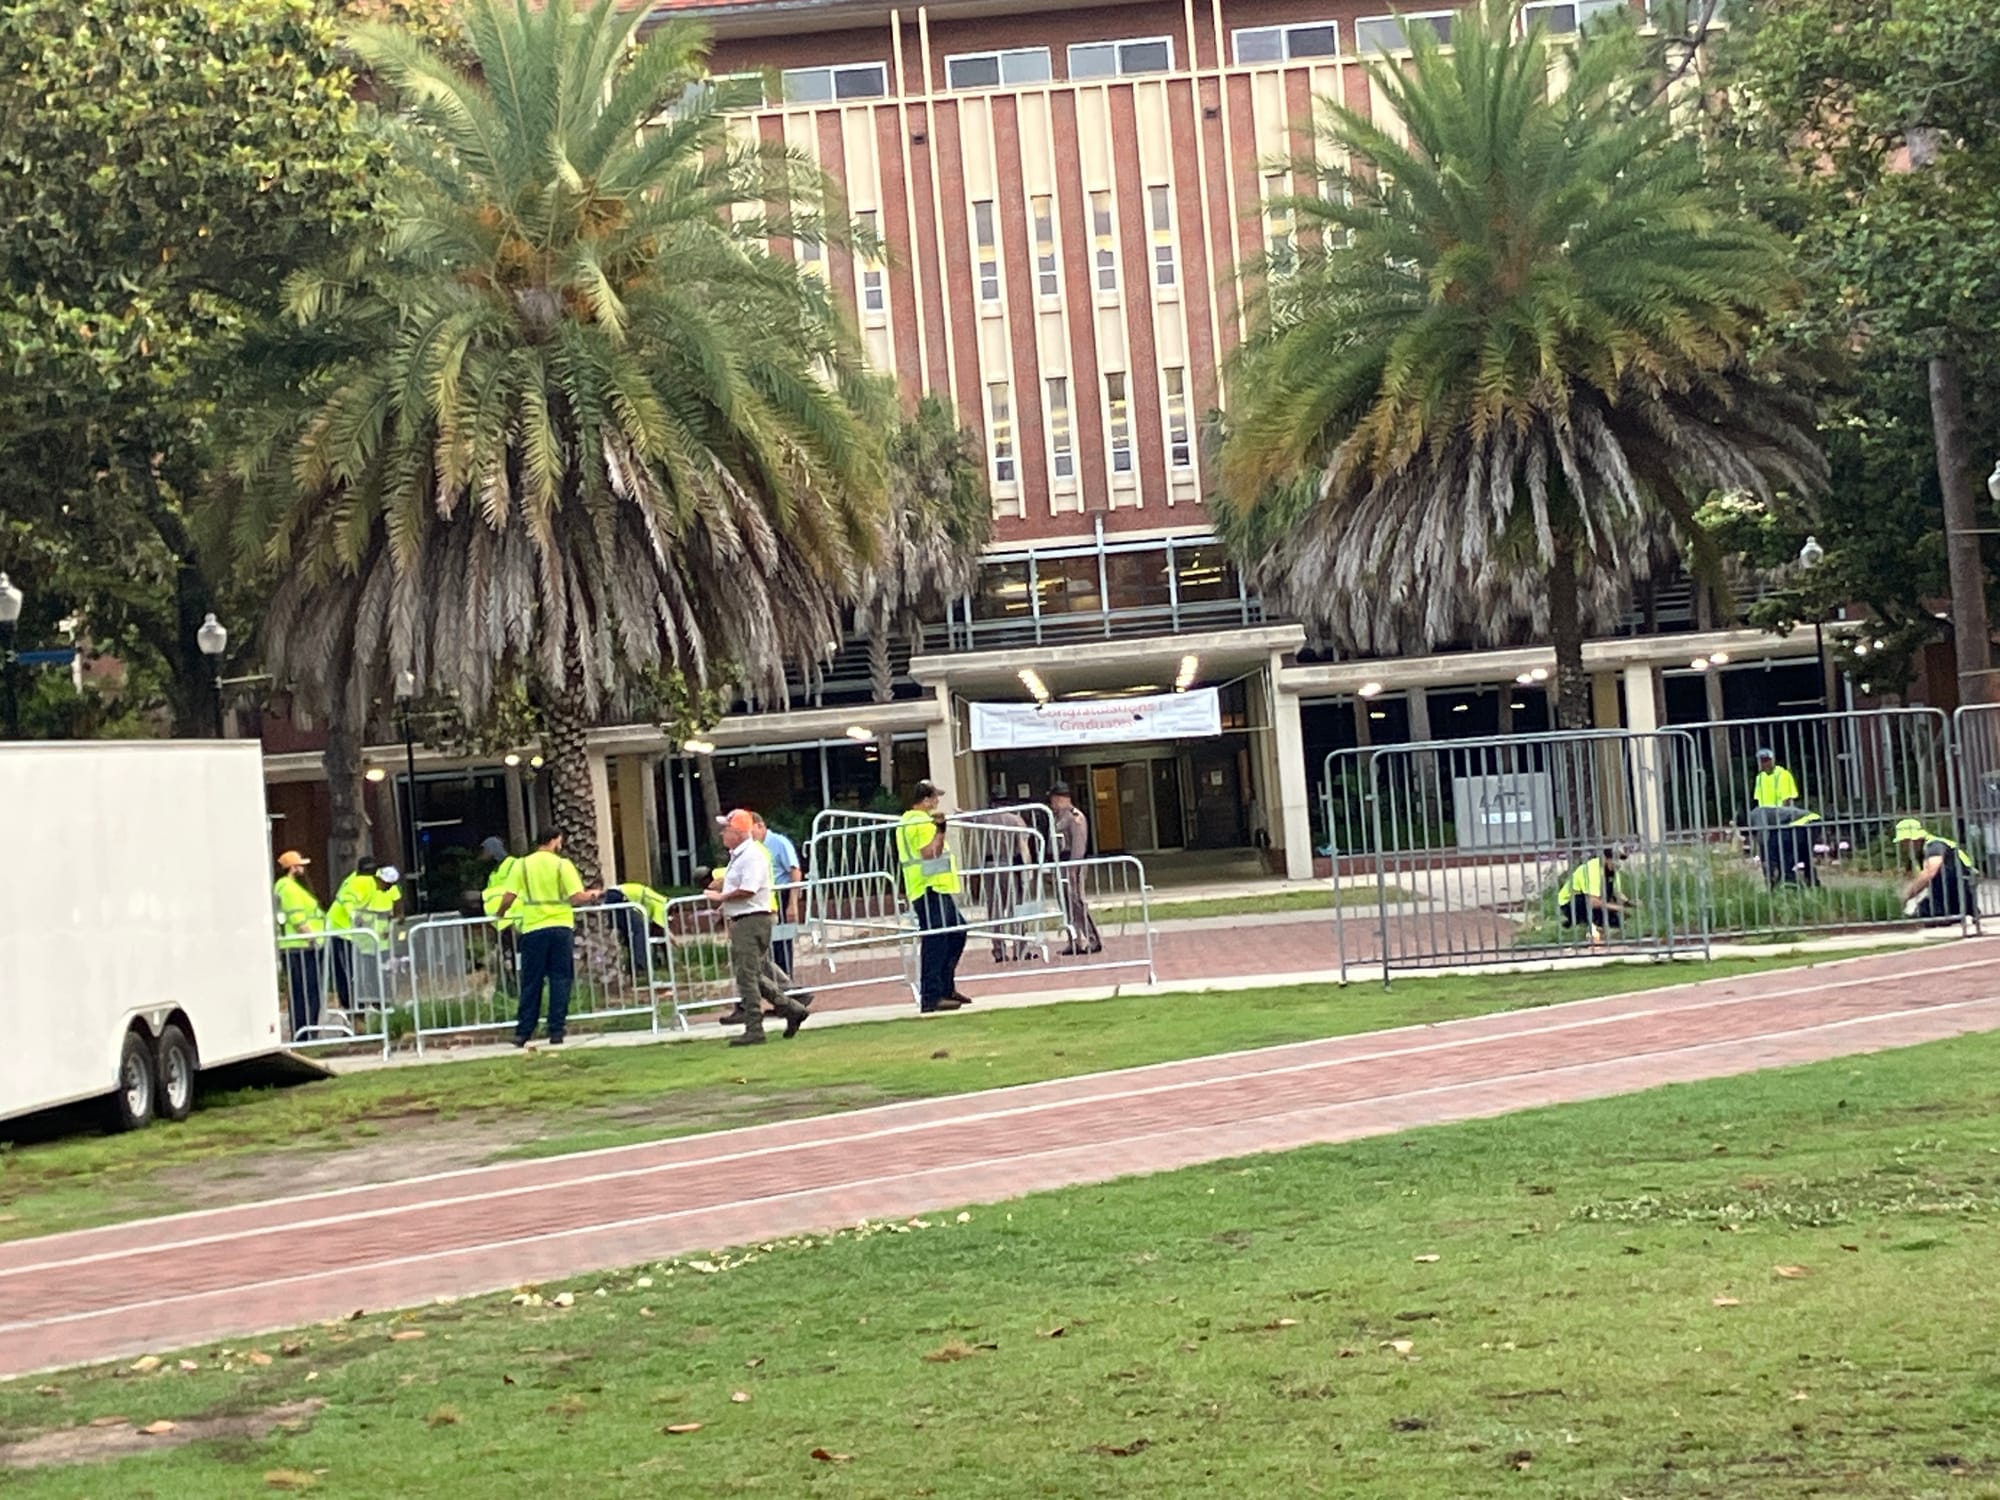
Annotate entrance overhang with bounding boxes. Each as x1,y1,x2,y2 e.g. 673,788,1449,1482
910,624,1307,699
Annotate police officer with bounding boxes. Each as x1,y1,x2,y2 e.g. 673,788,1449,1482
493,829,599,1046
1556,847,1632,947
899,780,969,1013
273,850,325,1039
1896,818,1979,924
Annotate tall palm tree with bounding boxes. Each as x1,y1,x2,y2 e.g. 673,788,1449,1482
863,394,992,788
1215,0,1823,730
241,0,884,880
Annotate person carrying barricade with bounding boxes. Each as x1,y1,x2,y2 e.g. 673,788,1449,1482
899,780,970,1012
1895,818,1979,926
273,850,326,1039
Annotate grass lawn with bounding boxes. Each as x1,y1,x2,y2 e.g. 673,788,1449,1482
6,1028,2000,1497
1105,886,1408,923
0,951,1870,1246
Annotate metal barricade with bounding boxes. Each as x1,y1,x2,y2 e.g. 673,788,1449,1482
404,904,660,1053
1327,730,1713,979
1951,703,2000,917
959,852,1157,988
277,926,394,1057
1665,707,1966,938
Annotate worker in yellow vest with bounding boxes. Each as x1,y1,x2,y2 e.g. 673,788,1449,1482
273,850,325,1039
898,780,969,1013
492,829,600,1046
1556,847,1632,947
1896,818,1979,924
1752,748,1800,810
480,836,522,994
599,880,669,979
327,860,401,1008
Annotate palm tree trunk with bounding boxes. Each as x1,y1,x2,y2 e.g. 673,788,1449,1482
503,761,529,853
541,680,601,884
1547,544,1591,731
323,717,365,879
867,625,896,792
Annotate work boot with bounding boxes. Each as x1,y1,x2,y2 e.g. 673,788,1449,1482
716,1007,750,1026
921,997,967,1014
783,1007,809,1039
728,1031,766,1047
949,991,976,1006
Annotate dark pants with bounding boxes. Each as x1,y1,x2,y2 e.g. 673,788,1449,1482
283,945,322,1039
516,927,576,1042
329,935,355,1008
1061,867,1101,951
771,932,795,980
1760,827,1818,887
605,901,650,980
914,890,967,1008
1918,868,1976,923
1562,894,1621,930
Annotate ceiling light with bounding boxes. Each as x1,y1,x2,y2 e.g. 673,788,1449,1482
529,755,544,769
364,767,386,783
1691,657,1710,672
1018,668,1051,704
1854,641,1869,656
1509,701,1526,710
845,725,873,741
1529,667,1548,682
681,738,715,755
1709,650,1730,665
1175,654,1199,691
503,753,521,767
1358,681,1383,698
1368,710,1386,720
1451,702,1469,713
1514,672,1534,686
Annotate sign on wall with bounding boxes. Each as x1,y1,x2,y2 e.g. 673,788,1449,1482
969,688,1223,751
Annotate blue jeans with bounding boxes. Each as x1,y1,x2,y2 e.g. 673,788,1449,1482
516,927,575,1041
914,891,966,1008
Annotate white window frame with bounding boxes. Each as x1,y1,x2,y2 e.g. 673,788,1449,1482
1089,189,1118,295
1230,21,1342,64
855,209,885,315
1353,12,1454,53
1147,185,1176,289
1104,372,1134,477
1162,367,1193,469
988,380,1017,486
972,199,1001,305
1046,377,1076,482
1520,0,1627,34
781,62,890,104
1067,36,1176,80
944,46,1054,90
1031,193,1060,299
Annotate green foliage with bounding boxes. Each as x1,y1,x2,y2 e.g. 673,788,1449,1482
0,0,380,733
1216,1,1822,723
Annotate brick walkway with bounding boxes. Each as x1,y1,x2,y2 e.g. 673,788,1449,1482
4,942,1998,1378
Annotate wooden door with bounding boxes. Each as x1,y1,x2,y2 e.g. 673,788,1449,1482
1089,765,1123,851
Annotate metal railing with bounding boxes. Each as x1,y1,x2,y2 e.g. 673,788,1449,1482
278,926,394,1057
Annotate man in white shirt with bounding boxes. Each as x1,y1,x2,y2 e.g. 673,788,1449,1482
706,808,810,1046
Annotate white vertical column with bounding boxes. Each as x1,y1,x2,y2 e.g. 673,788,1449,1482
924,685,962,809
1623,661,1665,845
1270,655,1315,881
588,750,617,885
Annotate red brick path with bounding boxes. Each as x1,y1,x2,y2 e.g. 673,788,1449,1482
3,943,1998,1378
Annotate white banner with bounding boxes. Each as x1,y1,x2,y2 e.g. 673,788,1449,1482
968,688,1223,751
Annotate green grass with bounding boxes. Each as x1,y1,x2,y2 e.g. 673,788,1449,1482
7,1029,2000,1497
0,951,1868,1246
1105,886,1410,923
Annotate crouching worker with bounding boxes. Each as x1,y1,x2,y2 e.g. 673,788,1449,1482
598,881,669,980
1556,847,1632,947
1896,818,1979,925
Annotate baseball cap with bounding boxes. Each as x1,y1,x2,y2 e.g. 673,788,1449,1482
278,850,310,871
480,836,508,861
1048,780,1072,798
717,809,755,835
1894,818,1927,842
913,780,944,802
376,865,402,884
1756,747,1775,759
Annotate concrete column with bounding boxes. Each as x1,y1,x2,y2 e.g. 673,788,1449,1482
1590,671,1622,729
615,754,657,886
588,749,617,884
1622,662,1666,844
924,685,962,810
1268,656,1315,880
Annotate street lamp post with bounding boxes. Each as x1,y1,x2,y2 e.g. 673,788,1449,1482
0,573,21,740
395,669,422,913
1796,536,1832,710
196,612,229,737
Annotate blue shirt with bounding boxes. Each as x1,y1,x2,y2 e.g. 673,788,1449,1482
761,830,801,888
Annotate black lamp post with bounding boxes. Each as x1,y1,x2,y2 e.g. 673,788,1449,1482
196,612,228,737
395,669,423,912
0,573,21,740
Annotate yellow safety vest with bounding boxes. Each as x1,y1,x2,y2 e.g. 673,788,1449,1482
329,872,396,939
897,808,959,900
483,856,520,929
273,876,324,939
504,849,584,933
615,882,670,928
1556,858,1606,903
1927,834,1977,873
1753,766,1800,808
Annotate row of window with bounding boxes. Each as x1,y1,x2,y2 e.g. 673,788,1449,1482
969,184,1180,306
738,3,1630,107
985,368,1194,490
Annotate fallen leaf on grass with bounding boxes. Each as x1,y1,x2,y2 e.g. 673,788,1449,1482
1840,1244,1860,1253
1089,1438,1150,1458
1389,1416,1429,1432
130,1356,162,1373
1507,1450,1533,1471
745,1357,764,1368
1263,1318,1300,1330
247,1351,274,1367
1413,1254,1441,1264
810,1447,855,1463
1382,1339,1415,1355
731,1391,752,1404
501,1375,516,1386
390,1330,427,1342
663,1423,704,1435
553,1292,576,1309
1039,1326,1067,1339
930,1049,950,1060
922,1340,986,1363
142,1421,178,1436
1711,1297,1741,1308
89,1416,129,1429
1774,1265,1810,1280
264,1472,318,1491
427,1407,461,1428
178,1360,200,1373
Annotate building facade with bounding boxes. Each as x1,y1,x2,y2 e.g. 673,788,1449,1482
259,0,1842,900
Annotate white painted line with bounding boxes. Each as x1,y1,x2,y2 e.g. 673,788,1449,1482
7,991,1996,1344
6,951,1996,1283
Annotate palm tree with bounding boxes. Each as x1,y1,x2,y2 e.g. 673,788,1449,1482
1214,0,1823,730
862,395,992,788
242,0,884,881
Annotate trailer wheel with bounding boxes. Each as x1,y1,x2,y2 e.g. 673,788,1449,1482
154,1024,197,1123
111,1029,156,1132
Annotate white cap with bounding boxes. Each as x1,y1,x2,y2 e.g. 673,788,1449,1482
376,865,402,884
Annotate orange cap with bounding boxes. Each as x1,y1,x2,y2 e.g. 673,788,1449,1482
716,809,755,835
278,850,311,871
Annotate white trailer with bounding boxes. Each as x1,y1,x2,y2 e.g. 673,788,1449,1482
1,741,286,1129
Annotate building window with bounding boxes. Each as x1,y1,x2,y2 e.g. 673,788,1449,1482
782,62,889,103
988,381,1016,484
855,209,885,313
1031,195,1059,297
1520,0,1626,33
1354,13,1453,52
1046,377,1075,481
798,233,825,279
1104,372,1133,475
972,200,1000,304
946,47,1053,89
1232,22,1341,63
1068,37,1174,79
1147,185,1176,288
1162,367,1192,468
1090,191,1117,293
1264,171,1295,267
